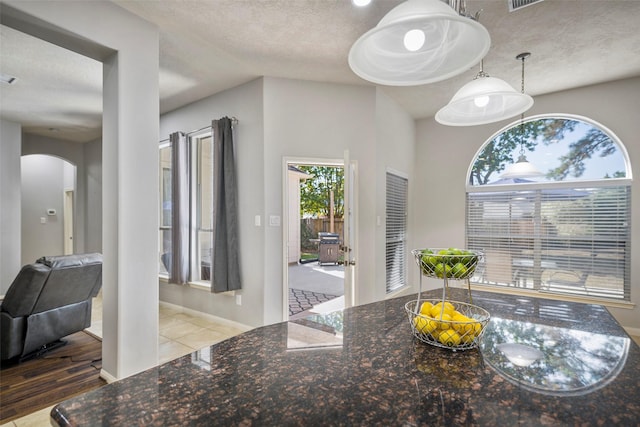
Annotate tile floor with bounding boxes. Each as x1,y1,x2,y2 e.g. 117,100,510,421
1,297,251,427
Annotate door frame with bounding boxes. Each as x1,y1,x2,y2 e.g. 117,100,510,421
64,189,74,254
282,156,348,322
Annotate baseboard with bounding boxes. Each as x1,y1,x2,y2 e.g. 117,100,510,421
99,369,119,384
159,300,253,332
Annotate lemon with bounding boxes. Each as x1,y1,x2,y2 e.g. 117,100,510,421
419,301,433,315
436,313,452,330
430,301,455,318
451,313,471,333
469,320,483,336
414,316,439,337
438,329,461,347
460,332,475,344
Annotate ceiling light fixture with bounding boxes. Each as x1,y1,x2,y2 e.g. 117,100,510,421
502,53,543,179
352,0,372,6
348,0,491,86
435,56,533,126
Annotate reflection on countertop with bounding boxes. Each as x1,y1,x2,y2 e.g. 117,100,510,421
482,316,629,396
51,289,640,426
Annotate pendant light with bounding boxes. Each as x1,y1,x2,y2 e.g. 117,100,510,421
501,53,543,179
348,0,491,86
435,57,533,126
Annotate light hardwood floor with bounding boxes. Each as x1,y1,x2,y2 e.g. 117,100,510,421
1,297,251,427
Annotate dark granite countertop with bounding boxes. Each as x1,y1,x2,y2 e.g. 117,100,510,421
51,289,640,426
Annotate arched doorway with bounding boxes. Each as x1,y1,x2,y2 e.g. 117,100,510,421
21,154,76,263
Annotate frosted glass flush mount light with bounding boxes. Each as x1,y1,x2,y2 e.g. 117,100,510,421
435,55,534,126
348,0,491,86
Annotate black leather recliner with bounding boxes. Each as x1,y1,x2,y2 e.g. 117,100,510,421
0,253,103,362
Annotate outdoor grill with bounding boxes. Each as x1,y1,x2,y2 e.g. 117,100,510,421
318,232,341,265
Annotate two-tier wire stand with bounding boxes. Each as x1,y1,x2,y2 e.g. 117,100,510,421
405,248,490,351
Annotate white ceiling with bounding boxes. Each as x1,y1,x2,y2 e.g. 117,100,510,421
1,0,640,143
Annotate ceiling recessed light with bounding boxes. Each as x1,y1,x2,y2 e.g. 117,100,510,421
1,73,18,85
353,0,372,6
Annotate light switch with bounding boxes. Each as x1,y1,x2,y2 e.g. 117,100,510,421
255,215,261,227
41,217,46,224
269,215,281,227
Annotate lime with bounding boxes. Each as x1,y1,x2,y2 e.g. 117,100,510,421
451,262,468,278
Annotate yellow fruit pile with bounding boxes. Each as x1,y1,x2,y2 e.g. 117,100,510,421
412,301,484,347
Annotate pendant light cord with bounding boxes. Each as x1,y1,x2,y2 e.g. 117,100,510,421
516,52,531,154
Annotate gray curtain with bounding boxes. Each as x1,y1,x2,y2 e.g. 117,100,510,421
211,117,242,292
169,131,190,285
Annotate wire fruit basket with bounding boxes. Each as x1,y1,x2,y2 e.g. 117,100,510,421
405,299,490,350
405,248,489,351
418,248,480,280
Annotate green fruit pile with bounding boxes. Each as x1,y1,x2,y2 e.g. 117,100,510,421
419,248,478,279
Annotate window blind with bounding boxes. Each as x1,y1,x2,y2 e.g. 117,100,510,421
466,185,630,301
386,172,408,293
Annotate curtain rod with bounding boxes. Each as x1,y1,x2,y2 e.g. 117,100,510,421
159,116,238,143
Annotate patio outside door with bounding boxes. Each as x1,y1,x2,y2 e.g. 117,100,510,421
283,155,357,321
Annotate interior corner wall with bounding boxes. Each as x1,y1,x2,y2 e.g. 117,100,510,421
159,78,266,327
413,76,640,329
374,89,416,300
0,119,22,294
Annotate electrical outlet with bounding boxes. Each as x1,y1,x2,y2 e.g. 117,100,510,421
235,295,242,305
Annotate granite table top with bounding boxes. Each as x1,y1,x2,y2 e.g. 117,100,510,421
51,288,640,426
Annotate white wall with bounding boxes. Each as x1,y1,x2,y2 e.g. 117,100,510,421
375,89,416,299
159,78,266,326
0,119,22,294
20,155,68,262
22,134,86,254
7,0,161,380
263,77,378,323
159,77,416,327
413,76,640,330
84,138,102,253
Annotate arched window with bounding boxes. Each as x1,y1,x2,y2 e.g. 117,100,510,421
466,114,631,301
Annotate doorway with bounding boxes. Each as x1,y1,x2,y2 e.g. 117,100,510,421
64,190,74,254
21,154,76,263
284,158,350,321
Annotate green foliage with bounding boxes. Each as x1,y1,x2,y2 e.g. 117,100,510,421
298,165,344,218
470,119,577,185
546,127,617,180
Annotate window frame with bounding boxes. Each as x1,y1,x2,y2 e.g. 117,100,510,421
158,128,215,287
465,113,632,303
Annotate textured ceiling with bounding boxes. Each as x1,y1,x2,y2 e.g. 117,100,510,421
1,0,640,143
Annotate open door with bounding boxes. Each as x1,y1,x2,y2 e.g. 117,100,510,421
342,150,357,308
283,157,357,321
